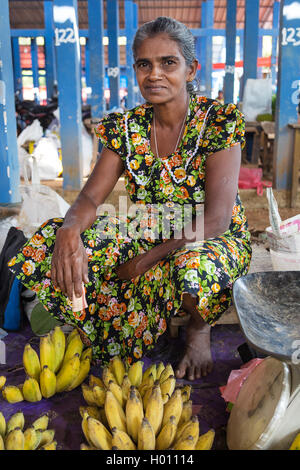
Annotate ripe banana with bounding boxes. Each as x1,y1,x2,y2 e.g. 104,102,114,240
156,362,165,380
127,361,143,388
79,406,102,421
181,384,192,402
137,417,155,450
175,415,199,444
92,385,106,407
139,372,155,398
38,429,55,448
159,363,174,383
5,427,25,450
108,380,124,408
55,353,81,393
105,390,127,433
143,383,154,410
125,386,144,443
62,333,83,367
39,334,55,372
0,376,7,390
160,374,176,404
82,383,98,406
51,326,66,373
145,382,164,436
86,416,112,450
177,399,193,429
22,376,42,402
121,374,132,402
110,355,126,386
80,443,98,450
23,343,41,381
0,412,6,437
66,328,79,345
142,363,157,383
24,426,40,450
81,411,94,447
102,366,118,388
111,427,136,450
0,434,4,450
40,440,57,450
162,389,183,427
66,356,91,391
195,429,215,450
156,415,177,450
7,411,25,434
173,434,196,451
2,385,24,403
89,374,105,389
81,347,93,362
32,415,49,431
40,365,57,398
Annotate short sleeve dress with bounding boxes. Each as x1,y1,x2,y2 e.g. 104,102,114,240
8,94,252,366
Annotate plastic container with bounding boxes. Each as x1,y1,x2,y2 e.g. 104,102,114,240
270,249,300,271
266,214,300,253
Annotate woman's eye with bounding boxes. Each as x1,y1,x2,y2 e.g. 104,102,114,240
164,59,176,66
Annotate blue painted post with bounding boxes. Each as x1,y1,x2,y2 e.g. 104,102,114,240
12,37,23,99
44,0,56,101
198,1,214,97
271,1,280,88
87,0,106,119
107,0,120,109
0,0,21,204
242,0,259,98
125,0,135,109
205,0,214,98
224,0,237,103
273,0,300,190
53,0,83,191
85,40,90,90
199,1,207,94
30,38,40,103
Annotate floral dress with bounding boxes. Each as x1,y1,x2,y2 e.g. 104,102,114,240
8,94,252,366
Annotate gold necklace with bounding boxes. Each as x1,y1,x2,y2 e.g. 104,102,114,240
153,105,189,159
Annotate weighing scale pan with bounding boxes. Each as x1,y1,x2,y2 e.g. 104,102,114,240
232,271,300,363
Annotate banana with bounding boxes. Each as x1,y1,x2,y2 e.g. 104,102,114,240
137,417,155,450
159,363,174,383
80,443,98,450
108,380,125,408
160,374,176,404
81,411,94,447
142,363,156,383
156,415,177,450
2,385,24,403
175,415,199,444
40,440,57,450
0,412,6,437
24,427,40,450
127,361,143,388
86,416,112,450
162,389,183,427
173,434,196,451
81,383,97,406
102,366,118,388
92,385,106,407
7,411,25,434
110,355,126,386
177,399,193,429
38,429,55,448
0,434,4,450
181,384,192,402
145,382,164,436
156,362,165,380
138,372,155,398
51,326,66,373
66,328,79,345
121,374,132,402
99,407,110,430
32,415,49,431
39,334,56,372
23,343,41,381
0,376,6,390
55,353,81,393
111,427,136,450
62,333,83,367
40,365,57,398
22,377,42,402
81,347,93,362
66,356,91,391
125,386,144,443
5,427,25,450
89,374,105,389
143,383,154,411
105,390,127,433
79,406,102,421
195,429,215,450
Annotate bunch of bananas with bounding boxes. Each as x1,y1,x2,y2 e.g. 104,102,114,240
0,411,57,450
79,357,215,451
1,327,92,403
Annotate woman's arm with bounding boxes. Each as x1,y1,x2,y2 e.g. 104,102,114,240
116,143,241,279
51,147,124,299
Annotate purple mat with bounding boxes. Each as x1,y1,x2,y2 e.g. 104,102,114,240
0,321,246,450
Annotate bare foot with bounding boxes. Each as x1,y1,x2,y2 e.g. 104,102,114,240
175,313,213,381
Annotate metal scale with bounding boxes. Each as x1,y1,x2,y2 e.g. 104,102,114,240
226,271,300,450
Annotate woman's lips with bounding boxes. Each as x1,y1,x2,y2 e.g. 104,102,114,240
145,86,166,92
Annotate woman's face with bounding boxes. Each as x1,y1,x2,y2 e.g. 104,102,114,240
133,33,198,105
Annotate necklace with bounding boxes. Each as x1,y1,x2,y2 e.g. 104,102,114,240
153,105,189,160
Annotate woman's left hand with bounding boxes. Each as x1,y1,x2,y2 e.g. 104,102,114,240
115,253,148,281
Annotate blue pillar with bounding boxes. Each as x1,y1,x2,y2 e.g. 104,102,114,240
87,0,106,118
30,38,40,103
273,0,300,190
12,37,23,99
199,0,214,97
53,0,83,191
271,0,280,88
0,0,21,204
85,40,90,89
44,0,56,101
125,0,136,109
107,0,120,109
224,0,237,104
242,0,259,98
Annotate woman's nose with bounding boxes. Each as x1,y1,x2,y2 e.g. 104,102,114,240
148,64,162,80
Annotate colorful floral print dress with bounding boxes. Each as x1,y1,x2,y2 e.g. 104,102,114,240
8,94,252,366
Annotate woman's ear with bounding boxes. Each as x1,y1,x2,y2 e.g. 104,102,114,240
187,58,198,82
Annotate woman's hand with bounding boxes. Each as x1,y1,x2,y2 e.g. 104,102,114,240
50,225,89,299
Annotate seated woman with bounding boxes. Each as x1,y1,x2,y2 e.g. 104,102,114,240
8,16,252,381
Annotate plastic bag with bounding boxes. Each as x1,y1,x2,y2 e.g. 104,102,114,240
17,119,43,147
32,136,63,180
238,167,272,195
242,78,272,122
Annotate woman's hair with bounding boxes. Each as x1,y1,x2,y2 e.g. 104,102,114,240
132,16,199,94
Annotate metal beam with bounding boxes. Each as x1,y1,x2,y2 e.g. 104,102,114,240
271,0,280,87
242,0,260,98
224,0,237,103
273,0,300,191
53,0,83,191
107,0,120,109
11,36,23,99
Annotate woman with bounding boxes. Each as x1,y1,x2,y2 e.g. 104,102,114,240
9,17,251,381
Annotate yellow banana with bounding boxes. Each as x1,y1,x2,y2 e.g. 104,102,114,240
121,374,132,402
102,366,118,388
55,353,81,393
51,326,66,373
173,434,196,451
80,443,98,450
289,432,300,450
162,389,183,427
178,399,193,429
40,365,57,398
175,415,199,444
40,440,57,450
7,412,25,434
87,416,112,450
89,374,105,389
143,383,154,411
82,383,98,406
23,343,41,381
181,384,192,402
5,427,25,450
160,374,176,404
142,363,156,383
110,355,126,386
66,356,91,391
81,347,93,362
79,406,102,421
24,427,40,450
62,333,83,367
108,380,125,408
156,415,177,450
125,386,144,443
2,385,24,403
38,429,55,448
66,328,79,345
138,372,155,398
137,417,155,450
0,376,6,390
81,411,94,447
39,334,55,372
99,407,110,430
22,377,42,402
0,434,4,450
105,390,127,433
127,361,143,388
32,415,49,431
159,363,174,383
195,429,215,450
156,362,165,380
145,382,164,436
0,412,6,437
111,427,136,450
92,385,106,407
